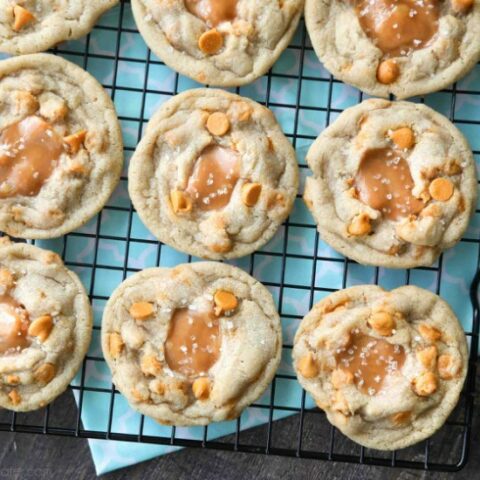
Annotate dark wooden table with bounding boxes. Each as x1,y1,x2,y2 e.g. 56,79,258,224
0,381,478,480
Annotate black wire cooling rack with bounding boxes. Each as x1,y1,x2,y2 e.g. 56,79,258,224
0,0,479,473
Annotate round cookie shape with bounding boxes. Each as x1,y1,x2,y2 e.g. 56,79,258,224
0,238,92,412
293,285,468,450
131,0,304,87
129,89,298,260
0,1,118,55
305,0,480,99
304,99,477,269
0,53,123,239
101,262,282,426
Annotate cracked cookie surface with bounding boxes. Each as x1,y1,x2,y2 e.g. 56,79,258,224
0,0,118,54
0,238,92,412
102,262,281,426
305,0,480,99
304,99,477,269
293,285,468,450
129,88,298,260
0,54,123,239
131,0,304,86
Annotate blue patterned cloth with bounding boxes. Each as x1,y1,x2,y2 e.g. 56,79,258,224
19,3,480,474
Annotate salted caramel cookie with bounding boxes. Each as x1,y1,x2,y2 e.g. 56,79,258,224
129,89,298,260
0,1,118,55
0,238,92,412
102,262,281,426
131,0,304,87
0,53,123,239
293,285,468,450
305,0,480,98
304,99,477,269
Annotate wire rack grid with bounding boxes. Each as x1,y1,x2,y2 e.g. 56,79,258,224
0,0,479,473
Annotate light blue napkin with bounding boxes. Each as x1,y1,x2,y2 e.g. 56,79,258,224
35,3,480,475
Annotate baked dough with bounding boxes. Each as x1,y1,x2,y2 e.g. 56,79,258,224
102,262,281,426
0,54,123,239
131,0,304,86
0,238,92,412
305,0,480,98
293,285,468,450
304,99,477,269
129,88,298,260
0,0,118,54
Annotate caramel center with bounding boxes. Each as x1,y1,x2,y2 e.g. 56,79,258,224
354,147,424,221
335,332,405,395
0,294,30,355
186,145,241,211
0,116,64,198
356,0,439,57
164,308,221,378
185,0,238,27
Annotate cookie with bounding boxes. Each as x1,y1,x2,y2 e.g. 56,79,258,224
129,89,298,260
293,285,468,450
131,0,304,87
305,0,480,99
0,238,92,412
101,262,281,426
0,1,118,55
304,99,477,269
0,53,123,239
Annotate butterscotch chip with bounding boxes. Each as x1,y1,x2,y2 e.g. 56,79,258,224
12,5,35,31
368,311,395,336
228,101,252,122
198,29,223,55
377,60,399,85
213,290,238,315
28,314,54,342
34,363,56,384
14,90,39,115
391,411,411,426
64,130,87,154
206,112,230,136
0,268,14,290
140,355,162,377
331,390,350,415
129,301,155,320
347,213,372,236
389,127,415,150
192,377,211,400
429,178,454,202
209,241,233,254
438,354,461,380
109,332,124,359
418,323,442,342
416,345,437,370
131,387,149,402
331,368,353,388
6,375,20,385
8,389,21,406
241,183,262,207
412,371,438,397
170,190,192,214
297,352,318,379
150,380,166,396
